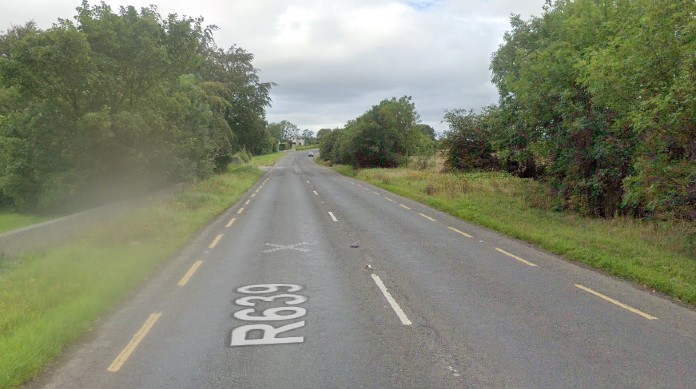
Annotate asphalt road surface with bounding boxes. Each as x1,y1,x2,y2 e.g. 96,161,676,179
29,151,696,388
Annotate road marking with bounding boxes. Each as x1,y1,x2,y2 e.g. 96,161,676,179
419,213,436,222
250,193,256,198
399,204,411,210
575,284,658,320
237,207,245,214
307,180,310,184
371,274,412,326
107,312,162,372
313,190,319,196
178,260,203,286
384,197,395,202
495,247,537,267
263,242,311,253
209,234,223,249
244,200,251,205
448,226,473,238
226,218,237,228
328,212,338,222
364,187,371,191
372,191,381,195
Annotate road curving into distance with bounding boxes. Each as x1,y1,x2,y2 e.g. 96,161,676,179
29,151,696,389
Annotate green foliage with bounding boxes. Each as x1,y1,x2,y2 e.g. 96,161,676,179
319,128,342,162
0,2,273,212
234,148,252,163
442,108,498,171
322,96,422,168
446,0,696,219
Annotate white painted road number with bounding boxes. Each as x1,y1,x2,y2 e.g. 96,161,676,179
230,284,307,346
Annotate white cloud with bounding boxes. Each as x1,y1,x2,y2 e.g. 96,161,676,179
0,0,547,133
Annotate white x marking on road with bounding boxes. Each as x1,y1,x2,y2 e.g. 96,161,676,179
262,242,311,253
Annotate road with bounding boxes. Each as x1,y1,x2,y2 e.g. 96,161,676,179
29,151,696,388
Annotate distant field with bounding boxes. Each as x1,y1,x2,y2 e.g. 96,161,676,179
335,165,696,306
0,214,45,234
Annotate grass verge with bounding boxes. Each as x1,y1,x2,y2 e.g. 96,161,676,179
0,214,45,234
338,166,696,306
0,162,266,389
248,150,287,167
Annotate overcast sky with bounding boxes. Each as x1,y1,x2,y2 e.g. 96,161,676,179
1,0,545,134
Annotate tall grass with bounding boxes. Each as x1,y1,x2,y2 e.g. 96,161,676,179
350,167,696,305
0,163,263,389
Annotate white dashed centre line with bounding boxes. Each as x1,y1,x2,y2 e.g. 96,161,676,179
313,191,319,196
328,212,338,222
399,204,411,210
371,274,412,326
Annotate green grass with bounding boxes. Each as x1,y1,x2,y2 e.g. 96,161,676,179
0,213,45,234
340,166,696,306
0,162,268,389
295,144,319,151
249,151,287,167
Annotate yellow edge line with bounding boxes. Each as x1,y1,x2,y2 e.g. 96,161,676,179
225,217,237,228
448,226,473,238
575,284,657,320
237,207,245,214
178,260,203,286
209,234,223,249
107,312,162,372
495,247,537,267
399,204,411,210
419,213,436,222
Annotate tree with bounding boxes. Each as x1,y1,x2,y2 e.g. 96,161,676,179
301,129,315,144
413,124,436,141
325,96,421,168
442,108,498,171
316,128,331,144
483,0,694,218
0,3,273,211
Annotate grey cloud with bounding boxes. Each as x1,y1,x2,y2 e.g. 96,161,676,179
1,0,547,133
